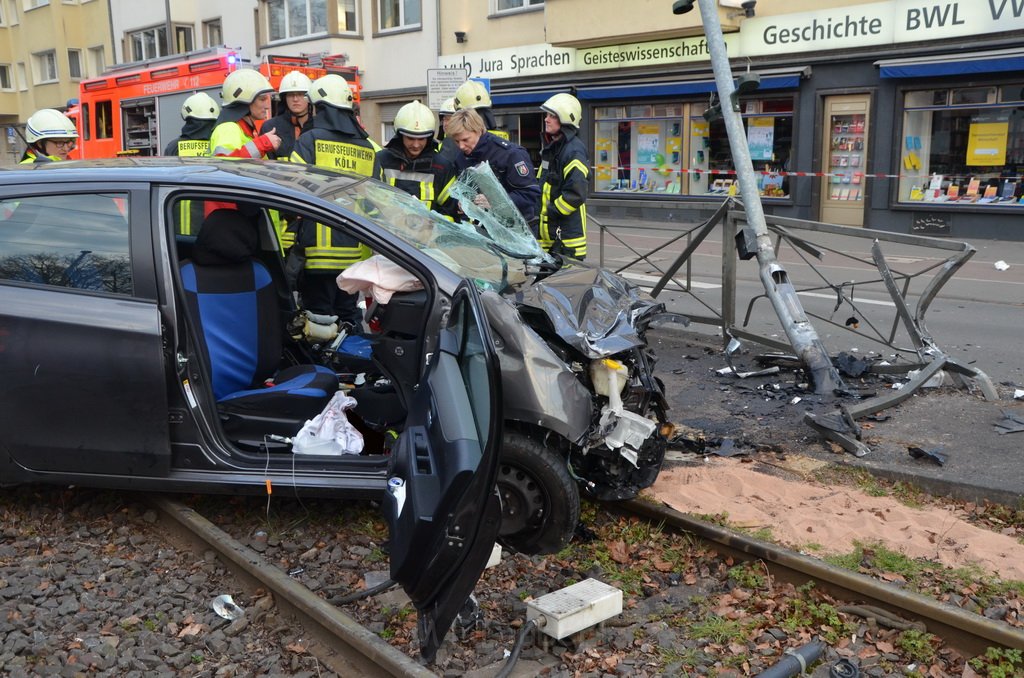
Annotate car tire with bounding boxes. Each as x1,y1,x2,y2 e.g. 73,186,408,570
496,431,580,556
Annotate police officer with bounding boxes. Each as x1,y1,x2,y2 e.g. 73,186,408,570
263,70,313,160
378,100,458,217
164,92,219,156
453,79,508,140
538,93,589,259
209,69,281,159
447,107,540,224
290,74,382,325
20,108,78,163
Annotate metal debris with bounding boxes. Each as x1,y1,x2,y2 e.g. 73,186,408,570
907,445,947,466
994,410,1024,435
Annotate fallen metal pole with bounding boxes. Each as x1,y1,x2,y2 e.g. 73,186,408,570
693,0,843,395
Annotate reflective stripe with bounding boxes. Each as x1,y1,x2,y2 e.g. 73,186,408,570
383,168,435,184
564,159,589,177
554,195,575,216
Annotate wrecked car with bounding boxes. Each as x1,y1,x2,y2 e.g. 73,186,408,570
0,158,667,658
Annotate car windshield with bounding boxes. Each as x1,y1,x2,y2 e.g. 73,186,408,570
318,174,549,291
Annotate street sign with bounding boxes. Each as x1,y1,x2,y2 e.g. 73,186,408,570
427,67,468,110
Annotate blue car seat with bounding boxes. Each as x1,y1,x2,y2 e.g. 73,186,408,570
180,208,337,440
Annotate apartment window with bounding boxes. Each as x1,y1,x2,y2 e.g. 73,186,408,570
174,25,193,53
34,50,57,83
267,0,327,40
88,46,104,77
337,0,356,32
67,49,82,79
26,0,49,8
203,18,222,47
378,0,419,31
494,0,542,13
128,25,168,61
0,64,11,90
0,3,5,24
6,0,16,25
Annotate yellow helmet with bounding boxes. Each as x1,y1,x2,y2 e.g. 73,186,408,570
541,93,582,128
221,69,274,106
25,108,78,143
439,97,457,116
454,80,491,110
394,100,436,139
180,92,220,120
309,74,355,110
278,70,312,95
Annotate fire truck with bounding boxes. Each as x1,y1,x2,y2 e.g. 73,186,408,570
67,49,359,159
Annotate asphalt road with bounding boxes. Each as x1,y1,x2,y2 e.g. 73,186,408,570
591,221,1024,385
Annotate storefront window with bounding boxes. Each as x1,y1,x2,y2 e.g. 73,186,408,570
592,97,794,198
898,86,1024,206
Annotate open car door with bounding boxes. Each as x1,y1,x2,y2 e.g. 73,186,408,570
383,282,503,664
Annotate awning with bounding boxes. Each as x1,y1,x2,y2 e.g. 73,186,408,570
491,67,809,106
877,48,1024,79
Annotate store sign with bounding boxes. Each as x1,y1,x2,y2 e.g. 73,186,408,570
742,0,1024,56
437,44,575,80
575,35,738,72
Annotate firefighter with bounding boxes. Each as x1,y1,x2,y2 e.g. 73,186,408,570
436,97,459,163
290,74,382,325
164,92,219,156
263,70,313,160
209,69,281,159
20,108,78,163
447,107,540,224
377,100,458,217
538,93,589,260
453,79,508,140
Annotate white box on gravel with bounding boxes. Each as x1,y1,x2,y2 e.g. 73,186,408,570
486,543,501,569
526,578,622,639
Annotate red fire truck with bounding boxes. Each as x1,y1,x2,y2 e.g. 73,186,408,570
67,49,360,159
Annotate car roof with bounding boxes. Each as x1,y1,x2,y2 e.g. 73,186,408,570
1,157,365,201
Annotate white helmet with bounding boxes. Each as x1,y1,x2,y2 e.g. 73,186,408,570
279,70,312,95
25,108,78,143
439,97,457,117
454,80,491,110
181,92,220,120
309,74,355,110
221,69,274,106
541,93,582,128
394,100,436,139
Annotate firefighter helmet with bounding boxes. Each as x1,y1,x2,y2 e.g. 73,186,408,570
541,93,582,128
221,69,275,106
180,92,220,121
439,97,457,117
278,70,312,95
309,74,354,110
25,108,78,143
453,80,491,110
394,100,436,139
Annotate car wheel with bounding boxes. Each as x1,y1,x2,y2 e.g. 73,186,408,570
496,431,580,556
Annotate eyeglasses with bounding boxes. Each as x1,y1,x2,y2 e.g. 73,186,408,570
47,139,77,149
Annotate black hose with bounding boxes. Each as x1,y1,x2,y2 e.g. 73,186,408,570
753,639,826,678
329,577,397,605
494,617,540,678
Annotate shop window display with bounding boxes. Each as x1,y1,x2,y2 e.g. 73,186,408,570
899,86,1024,206
592,97,794,199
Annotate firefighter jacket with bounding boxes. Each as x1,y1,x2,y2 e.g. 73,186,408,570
290,108,383,274
538,127,589,258
263,110,312,160
454,132,541,223
378,136,458,218
209,107,276,159
19,149,59,164
163,118,216,156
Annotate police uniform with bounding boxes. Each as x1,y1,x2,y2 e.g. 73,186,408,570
538,125,589,259
378,136,458,217
454,132,541,223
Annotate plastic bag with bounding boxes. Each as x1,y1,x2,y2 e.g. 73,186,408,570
292,391,364,455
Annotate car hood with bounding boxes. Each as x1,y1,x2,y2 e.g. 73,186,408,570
510,263,664,359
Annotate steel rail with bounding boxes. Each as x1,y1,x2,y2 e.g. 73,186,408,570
623,498,1024,657
151,497,437,678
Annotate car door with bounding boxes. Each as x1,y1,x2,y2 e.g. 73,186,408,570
383,281,503,664
0,186,170,477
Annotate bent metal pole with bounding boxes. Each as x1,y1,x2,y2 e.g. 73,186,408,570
693,0,843,394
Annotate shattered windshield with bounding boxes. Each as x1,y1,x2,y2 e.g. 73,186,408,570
320,166,550,291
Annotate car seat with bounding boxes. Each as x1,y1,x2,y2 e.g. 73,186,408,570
179,208,338,442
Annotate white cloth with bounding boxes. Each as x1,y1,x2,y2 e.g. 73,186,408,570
292,391,364,455
337,255,423,305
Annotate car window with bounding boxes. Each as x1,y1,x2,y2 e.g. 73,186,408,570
0,193,132,295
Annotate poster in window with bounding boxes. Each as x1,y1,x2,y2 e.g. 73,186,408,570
747,117,775,161
637,123,661,164
966,112,1009,166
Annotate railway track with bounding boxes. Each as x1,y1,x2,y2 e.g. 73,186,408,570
148,492,1024,675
